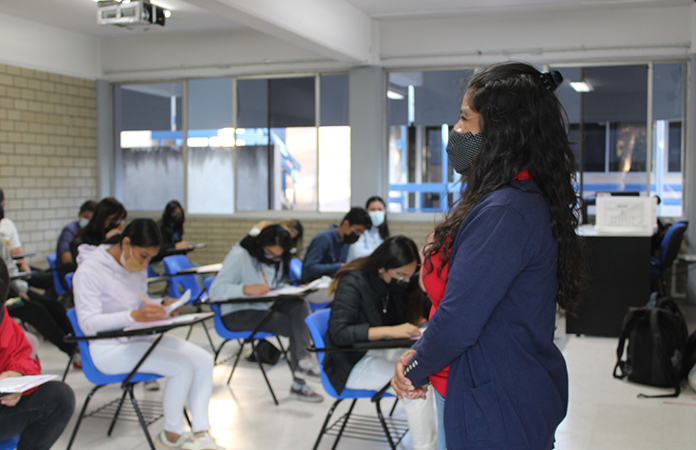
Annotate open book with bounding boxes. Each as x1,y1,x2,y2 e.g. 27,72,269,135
0,374,57,395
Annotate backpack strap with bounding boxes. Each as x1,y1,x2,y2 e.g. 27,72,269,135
613,308,638,380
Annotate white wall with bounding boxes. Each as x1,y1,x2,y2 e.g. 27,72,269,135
379,4,693,68
99,28,346,82
0,13,100,80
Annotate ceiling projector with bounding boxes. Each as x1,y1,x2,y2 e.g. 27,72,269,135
97,1,167,27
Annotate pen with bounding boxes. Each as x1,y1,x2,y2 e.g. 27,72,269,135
262,268,268,286
141,294,151,305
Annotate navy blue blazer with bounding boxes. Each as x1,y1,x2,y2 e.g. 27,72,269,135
406,180,568,450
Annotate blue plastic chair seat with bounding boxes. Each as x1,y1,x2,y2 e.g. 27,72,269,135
0,436,19,450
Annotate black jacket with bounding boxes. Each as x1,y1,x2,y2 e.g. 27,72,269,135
324,270,405,394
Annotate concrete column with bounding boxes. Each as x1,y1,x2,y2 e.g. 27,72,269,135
96,79,113,199
349,66,386,206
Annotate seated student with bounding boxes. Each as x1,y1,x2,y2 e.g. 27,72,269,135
249,219,304,253
0,258,76,450
156,200,190,256
0,189,53,292
208,225,323,402
324,236,436,450
73,219,224,450
70,197,127,265
56,200,97,277
301,207,372,281
1,240,77,359
347,196,390,262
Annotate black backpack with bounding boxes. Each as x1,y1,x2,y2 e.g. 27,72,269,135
613,298,689,398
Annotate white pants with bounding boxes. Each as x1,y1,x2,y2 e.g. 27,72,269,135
345,349,437,450
90,335,214,435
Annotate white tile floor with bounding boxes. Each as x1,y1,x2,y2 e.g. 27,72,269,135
29,310,696,450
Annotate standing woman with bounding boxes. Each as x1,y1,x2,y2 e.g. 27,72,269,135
347,196,390,261
73,219,224,449
392,62,584,450
325,236,436,450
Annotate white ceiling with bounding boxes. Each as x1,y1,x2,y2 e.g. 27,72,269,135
0,0,687,38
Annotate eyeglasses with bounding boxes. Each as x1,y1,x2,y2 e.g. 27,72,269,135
388,270,410,282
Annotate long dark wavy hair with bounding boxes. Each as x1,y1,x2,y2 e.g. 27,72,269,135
425,62,585,313
76,197,127,246
160,200,185,241
239,224,292,284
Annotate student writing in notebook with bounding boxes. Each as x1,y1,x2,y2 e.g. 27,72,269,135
0,258,76,450
73,219,224,450
209,225,323,402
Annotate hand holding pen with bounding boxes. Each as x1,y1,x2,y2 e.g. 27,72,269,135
130,294,167,322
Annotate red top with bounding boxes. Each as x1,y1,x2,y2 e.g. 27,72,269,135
0,307,42,395
422,246,450,396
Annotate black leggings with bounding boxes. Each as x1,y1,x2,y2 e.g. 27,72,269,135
0,381,75,450
6,289,75,356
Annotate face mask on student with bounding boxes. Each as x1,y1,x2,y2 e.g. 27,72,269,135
387,277,409,292
105,220,122,233
78,217,90,228
344,232,360,244
264,252,281,262
446,129,485,175
120,246,146,273
171,214,184,226
369,211,385,227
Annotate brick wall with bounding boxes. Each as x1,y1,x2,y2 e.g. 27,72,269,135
0,63,97,267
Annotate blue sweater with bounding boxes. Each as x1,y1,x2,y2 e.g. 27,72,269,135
406,180,568,450
301,225,350,281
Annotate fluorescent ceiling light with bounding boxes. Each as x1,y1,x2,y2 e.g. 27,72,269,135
387,90,405,100
570,81,593,93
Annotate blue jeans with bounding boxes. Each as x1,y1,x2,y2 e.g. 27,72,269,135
435,389,446,450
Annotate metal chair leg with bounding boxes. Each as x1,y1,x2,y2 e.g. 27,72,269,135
250,340,279,405
61,354,74,382
107,388,130,436
312,398,344,450
65,384,104,450
389,398,399,417
214,339,232,364
331,399,357,450
226,341,247,384
375,397,397,450
128,386,156,450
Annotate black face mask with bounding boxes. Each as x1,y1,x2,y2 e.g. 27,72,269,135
344,232,360,244
171,214,184,226
105,221,120,233
387,278,409,292
446,129,485,175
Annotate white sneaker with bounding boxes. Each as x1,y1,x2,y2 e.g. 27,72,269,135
155,430,191,449
182,431,226,450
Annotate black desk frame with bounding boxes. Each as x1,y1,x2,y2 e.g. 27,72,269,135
64,314,212,450
307,341,415,450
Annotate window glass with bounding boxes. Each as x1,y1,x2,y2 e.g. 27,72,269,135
387,69,472,212
187,78,235,214
116,82,184,211
652,62,685,216
319,74,350,212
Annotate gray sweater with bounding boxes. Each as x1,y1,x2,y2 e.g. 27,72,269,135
209,245,289,315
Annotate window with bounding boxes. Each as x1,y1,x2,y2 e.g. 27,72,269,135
387,70,473,212
115,73,350,213
115,82,184,211
387,62,687,217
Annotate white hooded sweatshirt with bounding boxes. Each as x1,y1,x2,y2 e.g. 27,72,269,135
73,244,158,341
